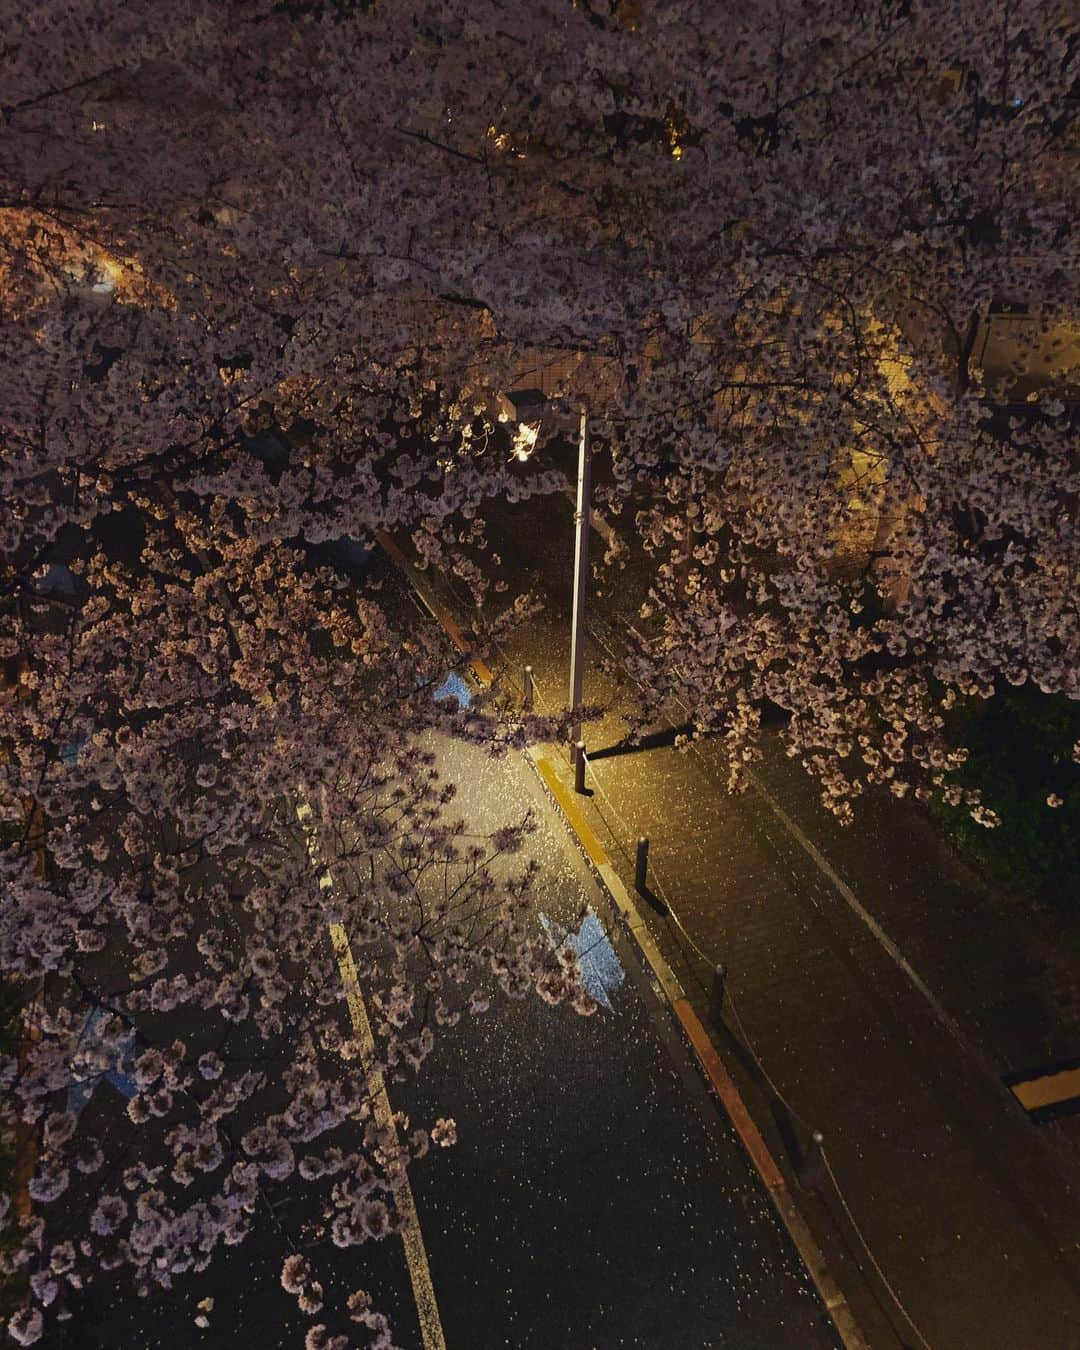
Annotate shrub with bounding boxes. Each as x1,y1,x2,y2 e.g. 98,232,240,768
935,685,1080,905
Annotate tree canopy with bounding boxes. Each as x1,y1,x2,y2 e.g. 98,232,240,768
1,0,1077,1342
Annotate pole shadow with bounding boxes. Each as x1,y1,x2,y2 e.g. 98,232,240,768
588,723,694,762
636,884,669,916
711,1018,805,1173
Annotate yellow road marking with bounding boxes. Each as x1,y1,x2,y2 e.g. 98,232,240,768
533,754,610,868
1010,1066,1080,1112
296,799,447,1350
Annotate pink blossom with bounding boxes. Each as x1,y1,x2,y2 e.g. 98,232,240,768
90,1195,128,1237
197,1052,223,1081
1,3,1075,1343
280,1255,311,1296
7,1306,43,1346
431,1118,457,1149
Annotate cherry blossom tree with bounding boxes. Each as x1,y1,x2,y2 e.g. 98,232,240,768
1,0,1078,1340
0,524,593,1342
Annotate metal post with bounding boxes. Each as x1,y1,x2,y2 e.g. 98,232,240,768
523,664,534,713
574,740,587,794
635,837,649,894
569,406,591,747
799,1130,825,1191
709,963,727,1023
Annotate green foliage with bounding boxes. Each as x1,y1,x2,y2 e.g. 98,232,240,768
935,684,1080,905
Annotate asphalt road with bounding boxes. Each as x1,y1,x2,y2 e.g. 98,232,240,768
385,733,837,1350
46,567,836,1348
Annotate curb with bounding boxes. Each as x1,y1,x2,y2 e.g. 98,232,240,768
377,536,869,1350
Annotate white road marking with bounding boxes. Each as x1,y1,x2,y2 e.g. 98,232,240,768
296,798,447,1350
745,771,971,1053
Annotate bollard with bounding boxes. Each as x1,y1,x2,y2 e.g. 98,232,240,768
634,837,649,894
574,741,587,794
798,1130,825,1191
523,664,534,713
709,963,727,1023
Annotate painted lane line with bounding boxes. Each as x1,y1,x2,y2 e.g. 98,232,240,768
1009,1064,1080,1115
296,798,447,1350
327,923,446,1350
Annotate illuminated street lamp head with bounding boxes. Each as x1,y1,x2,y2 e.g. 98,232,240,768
497,387,548,462
511,421,540,461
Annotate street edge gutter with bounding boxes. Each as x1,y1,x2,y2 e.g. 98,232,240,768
376,535,868,1350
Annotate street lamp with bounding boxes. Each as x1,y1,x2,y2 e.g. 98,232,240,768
567,405,590,748
498,390,591,749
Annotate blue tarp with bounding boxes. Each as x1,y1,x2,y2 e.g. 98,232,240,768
433,670,473,709
539,907,625,1011
66,1007,138,1116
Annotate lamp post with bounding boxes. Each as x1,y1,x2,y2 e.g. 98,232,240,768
568,405,590,747
499,390,591,750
